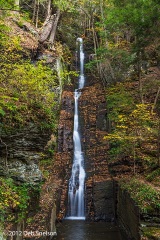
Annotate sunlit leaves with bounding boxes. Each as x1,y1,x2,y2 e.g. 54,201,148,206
0,177,39,222
0,61,58,130
105,82,158,164
53,0,75,12
106,83,134,123
0,0,15,9
0,19,59,131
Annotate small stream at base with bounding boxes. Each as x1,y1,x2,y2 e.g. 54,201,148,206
54,221,125,240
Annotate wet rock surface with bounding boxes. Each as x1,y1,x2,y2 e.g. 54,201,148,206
53,88,75,219
53,79,115,221
79,81,115,221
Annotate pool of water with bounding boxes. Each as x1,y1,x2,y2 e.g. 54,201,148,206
54,220,125,240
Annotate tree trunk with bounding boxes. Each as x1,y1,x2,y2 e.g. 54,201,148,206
133,140,136,174
39,9,60,44
35,0,40,28
48,9,61,44
14,0,19,14
151,87,160,114
14,0,19,9
46,0,52,18
157,121,160,167
32,0,37,24
39,15,55,43
99,0,108,47
137,51,143,103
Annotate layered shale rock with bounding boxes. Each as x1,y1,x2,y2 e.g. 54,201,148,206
0,127,51,184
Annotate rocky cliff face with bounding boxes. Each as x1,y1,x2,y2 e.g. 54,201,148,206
0,125,58,238
17,87,75,236
54,77,115,221
0,126,51,184
79,80,115,221
52,86,75,220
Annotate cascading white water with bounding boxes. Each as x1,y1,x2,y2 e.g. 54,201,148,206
66,38,85,220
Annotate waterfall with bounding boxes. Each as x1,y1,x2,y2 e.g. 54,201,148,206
66,38,85,220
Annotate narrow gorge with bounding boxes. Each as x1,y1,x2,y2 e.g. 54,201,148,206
53,39,115,223
0,1,160,239
66,38,85,219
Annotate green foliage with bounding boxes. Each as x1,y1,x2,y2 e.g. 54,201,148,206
0,177,40,222
121,178,160,213
0,61,58,131
0,108,5,116
54,0,75,12
0,20,60,132
0,0,15,9
102,0,159,43
40,158,53,166
142,227,160,239
26,217,34,224
39,158,53,179
106,83,134,123
91,0,160,84
104,82,158,167
146,168,160,182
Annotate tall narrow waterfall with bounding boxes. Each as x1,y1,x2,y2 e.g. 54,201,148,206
67,38,85,220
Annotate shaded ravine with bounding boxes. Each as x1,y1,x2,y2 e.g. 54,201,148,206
54,78,115,221
52,36,115,221
22,39,129,239
52,75,127,239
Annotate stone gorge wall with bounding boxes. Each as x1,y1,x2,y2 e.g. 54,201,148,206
52,86,75,220
0,76,141,237
0,127,51,184
117,186,140,240
0,88,74,235
117,184,160,240
0,125,57,237
24,85,74,234
23,87,74,236
2,76,141,238
54,78,115,221
79,80,115,221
